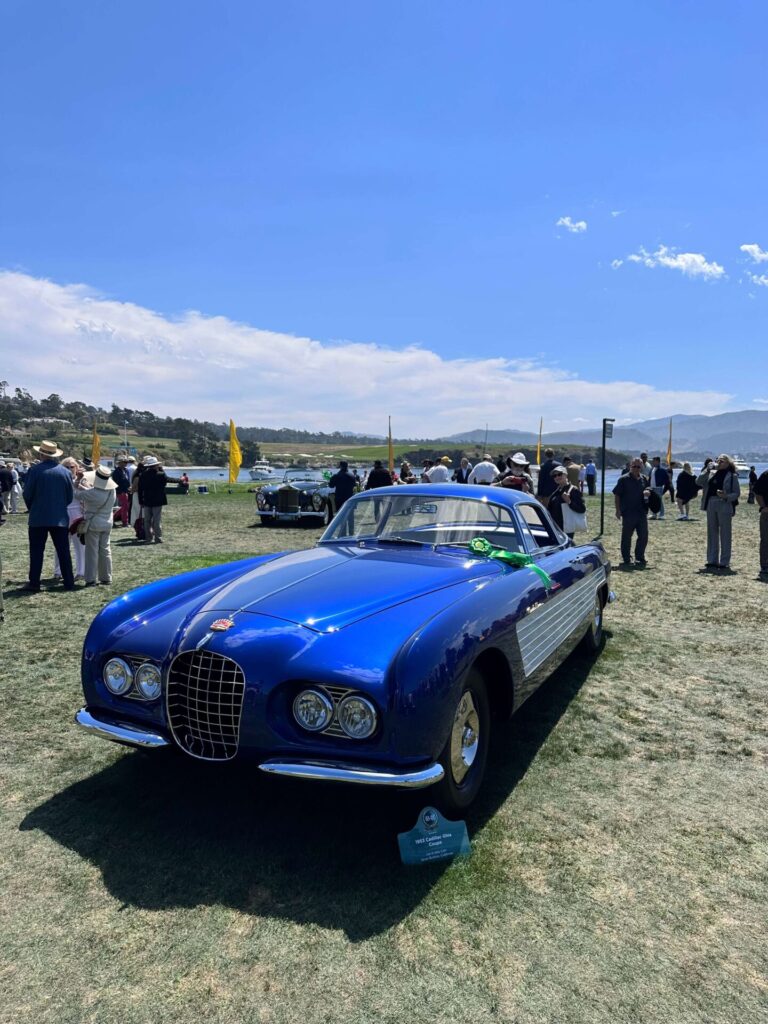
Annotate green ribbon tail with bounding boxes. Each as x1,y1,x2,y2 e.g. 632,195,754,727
467,536,553,590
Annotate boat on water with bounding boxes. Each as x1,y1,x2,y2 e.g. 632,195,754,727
249,459,278,482
733,459,751,481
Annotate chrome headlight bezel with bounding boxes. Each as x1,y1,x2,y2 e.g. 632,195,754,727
135,663,162,700
103,657,133,696
336,695,378,739
293,689,334,733
311,491,324,511
256,491,267,509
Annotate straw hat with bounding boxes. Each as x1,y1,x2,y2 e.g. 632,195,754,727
33,440,63,459
93,465,117,490
142,456,159,467
511,452,529,466
440,455,452,465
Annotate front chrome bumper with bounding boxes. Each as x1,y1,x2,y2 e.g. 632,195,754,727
259,759,444,789
258,510,324,521
75,707,170,748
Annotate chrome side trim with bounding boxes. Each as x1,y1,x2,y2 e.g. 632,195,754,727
74,707,170,748
258,759,444,789
516,566,606,677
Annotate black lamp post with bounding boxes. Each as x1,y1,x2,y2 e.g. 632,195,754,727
599,418,615,536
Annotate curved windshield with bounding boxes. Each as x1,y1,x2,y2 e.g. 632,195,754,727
321,494,523,552
283,469,325,484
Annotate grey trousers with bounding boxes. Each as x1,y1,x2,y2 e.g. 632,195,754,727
143,505,163,541
85,527,113,583
760,510,768,572
706,499,733,566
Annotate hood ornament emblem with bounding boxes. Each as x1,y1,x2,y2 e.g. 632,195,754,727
210,618,235,632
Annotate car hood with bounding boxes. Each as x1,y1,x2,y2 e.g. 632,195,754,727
197,543,501,632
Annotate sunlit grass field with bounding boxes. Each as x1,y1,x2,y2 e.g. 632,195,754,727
0,491,766,1023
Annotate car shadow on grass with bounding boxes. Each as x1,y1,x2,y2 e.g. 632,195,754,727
20,641,602,941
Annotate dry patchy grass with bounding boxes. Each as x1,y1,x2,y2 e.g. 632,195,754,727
0,491,766,1024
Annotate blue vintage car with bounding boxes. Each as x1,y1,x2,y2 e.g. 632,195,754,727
75,485,612,812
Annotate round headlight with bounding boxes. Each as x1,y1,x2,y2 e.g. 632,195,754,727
293,689,334,732
103,657,133,696
337,695,377,739
135,663,162,700
311,492,324,511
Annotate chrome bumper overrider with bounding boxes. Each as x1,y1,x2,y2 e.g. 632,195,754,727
607,590,617,603
75,708,171,748
259,759,445,789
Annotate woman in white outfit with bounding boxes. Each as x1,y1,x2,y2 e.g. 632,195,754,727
54,457,89,581
81,465,117,586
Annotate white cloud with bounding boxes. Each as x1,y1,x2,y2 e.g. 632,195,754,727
0,271,735,435
752,398,768,405
610,259,624,270
556,216,587,234
624,245,725,280
740,243,768,263
610,210,625,218
747,272,768,288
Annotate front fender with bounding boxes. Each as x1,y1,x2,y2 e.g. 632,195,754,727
394,568,544,761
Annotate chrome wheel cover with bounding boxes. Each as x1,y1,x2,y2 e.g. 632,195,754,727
450,690,480,785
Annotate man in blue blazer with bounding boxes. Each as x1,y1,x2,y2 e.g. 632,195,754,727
23,440,75,591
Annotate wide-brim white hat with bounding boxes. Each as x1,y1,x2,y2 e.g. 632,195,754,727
142,456,159,467
94,466,117,490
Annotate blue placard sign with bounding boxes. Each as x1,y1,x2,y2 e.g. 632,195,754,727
397,806,471,866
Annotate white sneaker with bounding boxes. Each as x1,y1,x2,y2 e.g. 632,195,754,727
676,515,685,520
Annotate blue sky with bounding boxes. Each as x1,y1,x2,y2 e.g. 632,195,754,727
1,1,766,434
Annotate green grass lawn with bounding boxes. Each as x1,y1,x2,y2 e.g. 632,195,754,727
0,491,766,1023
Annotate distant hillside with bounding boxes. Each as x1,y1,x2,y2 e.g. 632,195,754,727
444,411,768,458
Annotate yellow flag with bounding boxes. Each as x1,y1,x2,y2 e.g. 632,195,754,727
536,417,543,466
388,416,394,474
228,419,242,484
666,418,673,468
91,422,101,465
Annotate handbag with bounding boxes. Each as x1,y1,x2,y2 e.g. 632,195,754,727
69,516,84,536
562,501,588,534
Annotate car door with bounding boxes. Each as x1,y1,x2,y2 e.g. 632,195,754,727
510,502,595,702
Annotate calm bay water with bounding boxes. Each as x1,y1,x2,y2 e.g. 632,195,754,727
179,463,768,492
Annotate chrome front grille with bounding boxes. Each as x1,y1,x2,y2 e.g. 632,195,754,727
166,650,245,761
277,488,300,513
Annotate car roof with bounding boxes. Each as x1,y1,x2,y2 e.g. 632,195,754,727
350,483,535,510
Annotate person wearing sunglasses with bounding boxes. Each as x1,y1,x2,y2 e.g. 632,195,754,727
696,455,740,570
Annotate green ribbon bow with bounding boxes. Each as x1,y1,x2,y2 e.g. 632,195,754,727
467,536,553,589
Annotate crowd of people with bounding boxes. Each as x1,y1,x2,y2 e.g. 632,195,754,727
1,440,766,604
0,442,181,596
329,448,768,578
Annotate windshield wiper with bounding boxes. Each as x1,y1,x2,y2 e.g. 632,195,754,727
375,536,430,547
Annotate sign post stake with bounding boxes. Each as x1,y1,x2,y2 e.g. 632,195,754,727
599,418,615,536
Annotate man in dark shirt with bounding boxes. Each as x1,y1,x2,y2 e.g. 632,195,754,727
365,460,393,490
22,440,75,590
111,459,131,526
613,458,651,567
329,460,356,515
536,449,558,507
755,469,768,579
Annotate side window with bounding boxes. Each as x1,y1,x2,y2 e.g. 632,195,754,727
516,503,563,550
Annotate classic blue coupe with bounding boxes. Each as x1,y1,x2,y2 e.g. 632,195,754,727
76,485,612,812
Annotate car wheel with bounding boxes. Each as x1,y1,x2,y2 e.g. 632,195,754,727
324,502,334,526
433,668,490,814
580,592,603,652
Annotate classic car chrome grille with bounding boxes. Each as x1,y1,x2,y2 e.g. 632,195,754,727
166,650,245,761
277,488,300,513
